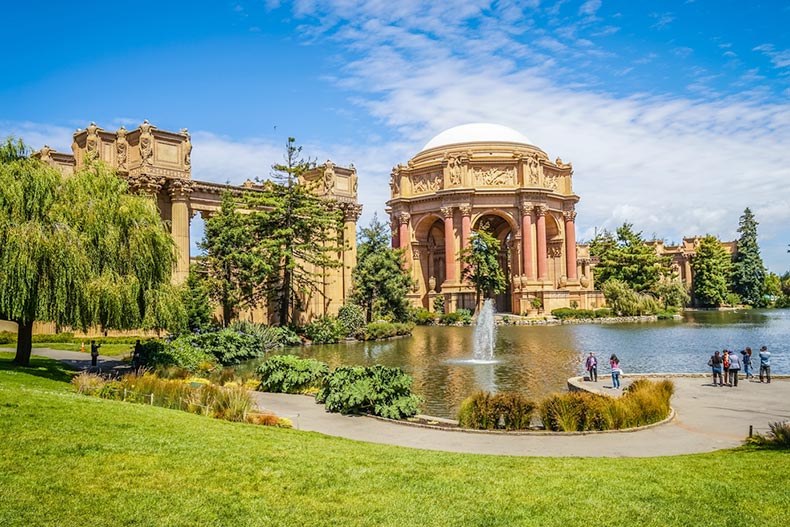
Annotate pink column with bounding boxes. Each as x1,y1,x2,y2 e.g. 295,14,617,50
442,206,455,282
521,202,534,280
398,212,410,269
535,205,548,280
391,216,400,249
564,210,578,280
460,205,472,254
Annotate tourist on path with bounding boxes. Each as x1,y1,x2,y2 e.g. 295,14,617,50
585,352,598,382
741,347,754,379
709,351,724,386
727,350,741,387
609,354,621,389
759,346,772,383
90,340,101,368
722,349,731,386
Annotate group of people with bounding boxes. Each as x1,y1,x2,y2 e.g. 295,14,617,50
708,346,772,387
585,352,622,389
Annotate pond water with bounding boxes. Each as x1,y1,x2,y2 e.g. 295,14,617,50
264,309,789,419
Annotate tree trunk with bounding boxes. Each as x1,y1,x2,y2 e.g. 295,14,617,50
279,268,291,326
13,320,34,366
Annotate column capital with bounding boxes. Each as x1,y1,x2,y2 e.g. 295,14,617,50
342,203,364,222
129,173,166,195
168,178,194,201
459,204,472,217
441,206,454,219
534,204,548,217
520,200,533,215
563,210,577,222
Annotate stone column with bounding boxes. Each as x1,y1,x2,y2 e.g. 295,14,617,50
342,204,363,298
441,206,456,283
459,205,472,254
564,210,578,281
168,179,193,285
398,212,411,269
535,205,548,281
391,215,400,249
520,201,534,280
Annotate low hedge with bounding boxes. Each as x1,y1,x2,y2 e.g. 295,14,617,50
551,308,613,319
361,322,414,341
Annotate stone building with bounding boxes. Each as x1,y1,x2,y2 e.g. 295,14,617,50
34,121,361,323
386,123,603,314
647,237,737,288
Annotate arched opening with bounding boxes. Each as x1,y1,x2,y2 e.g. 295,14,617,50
472,212,515,313
545,213,564,287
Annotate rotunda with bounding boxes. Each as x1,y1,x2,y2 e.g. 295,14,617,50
386,123,601,314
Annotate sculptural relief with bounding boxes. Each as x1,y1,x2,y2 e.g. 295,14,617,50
473,166,516,186
526,155,542,185
85,122,99,156
446,154,462,186
323,161,336,192
181,128,192,166
389,169,400,196
139,120,154,166
412,171,443,193
116,127,128,171
544,173,559,191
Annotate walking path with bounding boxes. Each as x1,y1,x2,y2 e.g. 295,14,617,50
22,348,790,458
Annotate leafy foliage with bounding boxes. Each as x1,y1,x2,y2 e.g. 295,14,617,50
691,235,732,307
361,321,414,341
181,267,215,333
457,391,536,430
337,304,366,339
460,227,507,308
748,421,790,449
316,365,422,419
256,354,329,393
352,213,412,322
732,208,766,306
652,277,690,309
601,279,660,316
303,315,346,344
589,223,671,292
550,308,615,319
412,308,436,325
0,138,183,365
228,319,301,348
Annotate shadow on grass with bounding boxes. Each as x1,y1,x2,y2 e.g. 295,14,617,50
0,353,75,384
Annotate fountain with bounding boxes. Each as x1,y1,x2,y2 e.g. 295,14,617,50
472,298,497,362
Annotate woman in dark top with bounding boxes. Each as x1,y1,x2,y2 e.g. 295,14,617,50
709,350,723,386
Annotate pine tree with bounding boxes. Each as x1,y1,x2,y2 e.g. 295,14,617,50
691,235,732,307
351,213,412,322
460,227,507,310
589,223,670,292
0,138,182,365
732,207,765,306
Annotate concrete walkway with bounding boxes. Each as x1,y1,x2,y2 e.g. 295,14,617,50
20,348,790,457
3,347,130,375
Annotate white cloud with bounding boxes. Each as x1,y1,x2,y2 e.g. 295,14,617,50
578,0,601,17
753,43,790,70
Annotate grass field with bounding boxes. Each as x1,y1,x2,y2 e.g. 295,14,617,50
1,353,788,527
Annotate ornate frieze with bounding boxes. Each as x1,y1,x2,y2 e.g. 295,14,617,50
473,166,516,186
525,155,542,185
446,154,462,186
544,173,559,191
412,171,443,193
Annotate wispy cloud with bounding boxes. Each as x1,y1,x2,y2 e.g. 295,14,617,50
650,12,675,30
753,43,790,69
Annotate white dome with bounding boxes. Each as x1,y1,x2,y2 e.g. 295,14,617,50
421,123,532,151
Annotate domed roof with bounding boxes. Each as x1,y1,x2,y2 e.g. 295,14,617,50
421,123,532,151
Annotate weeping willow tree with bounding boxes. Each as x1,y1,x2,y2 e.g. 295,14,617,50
0,138,185,365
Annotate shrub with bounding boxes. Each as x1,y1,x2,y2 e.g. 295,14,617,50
362,321,414,341
303,316,346,344
256,355,329,393
594,308,613,318
551,308,597,320
316,365,422,419
456,309,473,325
433,294,445,314
337,304,366,338
246,412,293,428
191,328,264,364
229,320,301,349
749,421,790,448
439,312,462,325
413,308,436,326
146,336,215,371
457,391,536,430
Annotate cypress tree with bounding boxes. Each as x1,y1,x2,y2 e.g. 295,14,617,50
732,207,765,306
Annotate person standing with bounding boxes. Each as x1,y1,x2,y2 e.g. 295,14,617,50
90,340,101,368
727,349,741,387
585,352,598,382
741,347,753,379
610,354,621,389
709,351,724,386
759,346,771,383
722,349,731,386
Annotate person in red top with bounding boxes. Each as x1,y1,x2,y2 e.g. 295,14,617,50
722,349,730,386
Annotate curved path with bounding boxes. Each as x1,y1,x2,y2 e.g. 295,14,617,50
22,348,790,457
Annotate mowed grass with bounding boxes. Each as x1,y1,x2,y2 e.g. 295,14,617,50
1,354,788,527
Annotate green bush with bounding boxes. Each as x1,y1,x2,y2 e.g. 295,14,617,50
337,304,366,338
412,308,436,326
316,365,422,419
749,421,790,449
256,355,329,394
656,309,677,320
439,312,461,325
190,329,263,365
456,309,473,325
147,336,215,371
362,321,414,341
539,380,674,431
229,320,300,349
551,308,597,320
303,316,346,344
433,295,445,314
594,308,613,318
0,331,15,345
457,391,536,430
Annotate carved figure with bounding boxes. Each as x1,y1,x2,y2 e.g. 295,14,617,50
413,172,442,193
526,155,542,185
447,154,462,186
139,120,154,166
38,145,53,162
323,161,336,192
389,169,400,196
474,166,515,186
181,128,192,166
86,122,99,156
116,127,128,171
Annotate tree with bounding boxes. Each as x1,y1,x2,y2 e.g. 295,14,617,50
351,213,412,322
460,227,507,310
589,223,670,292
601,279,660,316
248,138,344,325
0,138,183,365
732,207,766,306
198,192,261,326
691,235,732,307
181,266,215,333
652,278,690,309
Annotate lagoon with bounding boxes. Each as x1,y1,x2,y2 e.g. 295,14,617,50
269,309,789,418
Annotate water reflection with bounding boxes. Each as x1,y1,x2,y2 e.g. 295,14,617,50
258,309,788,419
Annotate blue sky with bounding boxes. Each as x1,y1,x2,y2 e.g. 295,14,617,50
2,1,789,271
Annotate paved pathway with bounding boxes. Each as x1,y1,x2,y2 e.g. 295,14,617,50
21,349,790,457
3,347,130,375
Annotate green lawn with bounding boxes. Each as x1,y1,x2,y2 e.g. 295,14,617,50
1,354,788,527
